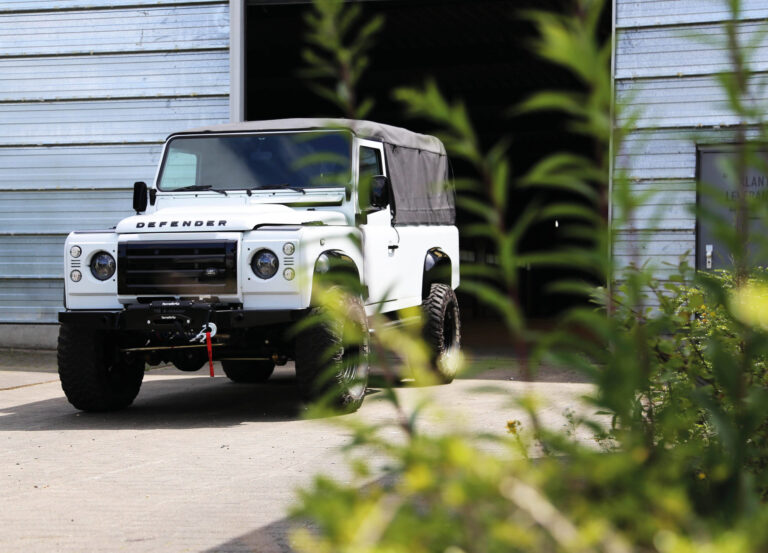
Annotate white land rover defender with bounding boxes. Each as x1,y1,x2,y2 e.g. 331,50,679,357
58,119,460,412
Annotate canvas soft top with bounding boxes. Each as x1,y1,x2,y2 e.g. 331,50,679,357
173,118,455,226
175,118,446,156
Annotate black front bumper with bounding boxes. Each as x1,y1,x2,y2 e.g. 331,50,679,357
59,301,304,331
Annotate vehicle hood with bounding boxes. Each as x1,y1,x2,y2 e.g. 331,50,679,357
115,204,346,233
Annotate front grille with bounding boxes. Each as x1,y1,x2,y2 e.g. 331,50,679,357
118,240,237,296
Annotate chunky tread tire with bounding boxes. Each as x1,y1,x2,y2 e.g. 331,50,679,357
221,360,275,383
421,283,461,384
172,350,207,372
295,291,369,412
57,323,145,412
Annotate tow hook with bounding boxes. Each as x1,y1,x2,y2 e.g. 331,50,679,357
190,323,217,343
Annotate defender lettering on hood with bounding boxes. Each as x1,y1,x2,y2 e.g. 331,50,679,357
136,220,227,229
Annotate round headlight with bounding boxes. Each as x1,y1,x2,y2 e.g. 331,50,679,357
251,249,279,279
70,270,82,282
90,251,116,281
282,242,295,256
283,268,295,281
70,245,82,258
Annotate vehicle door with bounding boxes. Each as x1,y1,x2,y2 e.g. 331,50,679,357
357,139,400,306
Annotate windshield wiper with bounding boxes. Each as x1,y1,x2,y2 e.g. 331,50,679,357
172,184,227,196
249,184,306,195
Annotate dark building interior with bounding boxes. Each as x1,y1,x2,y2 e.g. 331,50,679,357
244,0,612,338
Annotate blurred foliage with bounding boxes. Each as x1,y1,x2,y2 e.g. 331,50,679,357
290,0,768,551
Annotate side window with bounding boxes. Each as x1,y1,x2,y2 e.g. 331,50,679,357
359,146,383,179
160,151,198,189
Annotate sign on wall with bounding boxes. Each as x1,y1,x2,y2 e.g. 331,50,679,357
697,148,768,271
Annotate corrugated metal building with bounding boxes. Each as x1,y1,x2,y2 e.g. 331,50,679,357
1,0,765,346
0,0,230,345
614,0,768,279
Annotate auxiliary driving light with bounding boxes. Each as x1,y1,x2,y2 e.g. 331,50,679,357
282,242,295,256
70,270,82,282
69,245,82,258
283,268,295,281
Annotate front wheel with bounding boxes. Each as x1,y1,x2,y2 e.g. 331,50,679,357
57,323,145,411
295,289,370,412
221,360,275,383
420,283,461,384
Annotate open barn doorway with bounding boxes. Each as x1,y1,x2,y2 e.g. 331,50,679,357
243,0,612,346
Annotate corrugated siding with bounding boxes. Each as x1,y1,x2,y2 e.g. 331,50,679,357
613,2,768,283
617,74,768,128
0,145,161,190
0,98,229,145
0,51,229,102
0,5,228,56
615,21,768,79
0,0,229,324
616,0,768,28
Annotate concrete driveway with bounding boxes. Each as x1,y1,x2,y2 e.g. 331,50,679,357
0,349,592,553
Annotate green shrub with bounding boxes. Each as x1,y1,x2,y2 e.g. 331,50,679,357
290,0,768,550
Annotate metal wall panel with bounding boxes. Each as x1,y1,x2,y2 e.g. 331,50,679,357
614,201,696,231
0,236,66,279
0,0,216,11
0,97,229,146
616,21,768,79
0,1,229,326
0,51,229,102
0,5,228,56
0,145,161,190
617,74,768,129
0,280,65,323
613,2,768,288
614,231,696,256
0,190,132,235
616,0,768,29
616,128,764,181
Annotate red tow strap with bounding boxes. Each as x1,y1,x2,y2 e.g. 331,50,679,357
206,331,214,377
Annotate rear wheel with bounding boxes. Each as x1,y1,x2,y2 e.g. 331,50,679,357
295,288,370,412
57,323,145,411
420,283,461,384
221,360,275,383
172,350,207,372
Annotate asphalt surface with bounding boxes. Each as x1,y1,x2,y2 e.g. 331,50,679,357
0,348,593,553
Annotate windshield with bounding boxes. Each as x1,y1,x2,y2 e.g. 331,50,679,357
157,131,352,192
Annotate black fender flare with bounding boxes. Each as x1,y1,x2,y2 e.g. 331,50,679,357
422,248,452,299
312,250,364,300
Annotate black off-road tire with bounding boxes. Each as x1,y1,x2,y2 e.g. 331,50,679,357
295,290,370,412
57,323,145,411
421,283,461,384
221,360,275,383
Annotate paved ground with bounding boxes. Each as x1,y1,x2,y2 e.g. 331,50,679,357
0,348,592,553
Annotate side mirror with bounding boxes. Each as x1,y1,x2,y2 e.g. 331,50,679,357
133,181,148,213
369,175,390,210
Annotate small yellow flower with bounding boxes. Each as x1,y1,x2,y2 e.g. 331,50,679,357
506,420,521,435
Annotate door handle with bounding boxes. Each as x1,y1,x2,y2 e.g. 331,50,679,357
388,244,399,250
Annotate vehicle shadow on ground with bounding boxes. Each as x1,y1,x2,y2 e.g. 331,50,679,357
0,372,337,431
0,358,586,432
